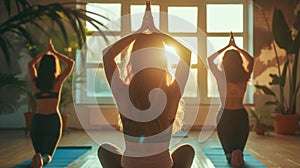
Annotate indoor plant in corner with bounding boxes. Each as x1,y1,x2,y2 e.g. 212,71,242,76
0,73,35,134
255,8,300,134
249,107,272,135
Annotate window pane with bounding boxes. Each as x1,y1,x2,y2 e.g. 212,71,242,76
168,7,198,32
87,68,112,97
131,5,160,31
174,37,198,64
207,36,243,57
86,3,121,31
85,36,121,63
163,45,198,97
207,71,219,98
183,68,198,97
207,4,243,32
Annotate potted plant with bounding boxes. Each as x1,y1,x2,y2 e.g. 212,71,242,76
255,8,300,134
0,73,32,114
1,0,109,67
1,0,108,132
0,73,36,134
249,108,272,135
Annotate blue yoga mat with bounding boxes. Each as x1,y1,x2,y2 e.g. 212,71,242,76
14,146,91,168
202,148,266,168
172,131,188,138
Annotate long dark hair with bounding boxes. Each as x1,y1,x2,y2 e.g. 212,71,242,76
222,49,248,83
127,34,168,111
119,34,184,135
35,54,59,90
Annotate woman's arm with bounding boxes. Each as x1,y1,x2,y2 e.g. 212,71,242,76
103,33,141,86
207,44,230,77
158,33,192,92
229,32,254,74
234,45,254,74
27,51,47,81
49,40,75,84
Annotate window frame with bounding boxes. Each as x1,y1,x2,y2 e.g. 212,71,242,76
75,0,254,105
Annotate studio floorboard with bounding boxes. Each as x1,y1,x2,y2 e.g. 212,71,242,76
1,129,300,168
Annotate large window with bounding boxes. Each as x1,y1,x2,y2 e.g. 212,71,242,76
76,0,253,105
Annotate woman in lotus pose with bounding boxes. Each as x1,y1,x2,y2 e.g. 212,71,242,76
28,39,75,168
208,33,254,168
98,2,194,168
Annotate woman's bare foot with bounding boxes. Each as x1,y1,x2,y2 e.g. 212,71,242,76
231,150,244,168
236,150,244,167
30,153,43,168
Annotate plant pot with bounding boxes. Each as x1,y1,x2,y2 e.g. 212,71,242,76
274,114,300,135
254,125,267,135
24,112,34,135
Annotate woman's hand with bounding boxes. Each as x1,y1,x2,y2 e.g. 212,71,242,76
135,1,160,34
48,39,56,53
229,32,236,47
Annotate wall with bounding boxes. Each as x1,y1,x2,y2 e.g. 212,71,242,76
253,0,300,117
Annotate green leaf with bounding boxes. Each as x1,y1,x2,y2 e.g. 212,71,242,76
255,84,276,96
0,73,27,88
280,61,288,87
264,101,277,105
4,0,11,17
54,4,84,48
269,73,280,85
272,8,292,50
249,109,260,123
1,1,109,68
0,36,11,67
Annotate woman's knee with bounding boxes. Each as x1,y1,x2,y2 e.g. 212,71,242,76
181,144,195,156
98,143,122,158
98,143,122,168
172,144,195,168
173,144,195,158
98,143,111,158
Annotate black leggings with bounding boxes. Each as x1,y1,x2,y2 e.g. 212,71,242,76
30,113,62,163
216,108,249,159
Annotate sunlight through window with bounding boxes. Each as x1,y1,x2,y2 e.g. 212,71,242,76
207,4,243,32
130,5,160,31
164,44,180,76
86,3,121,31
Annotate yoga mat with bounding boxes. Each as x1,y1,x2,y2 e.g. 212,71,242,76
14,146,91,168
172,131,188,138
202,148,266,168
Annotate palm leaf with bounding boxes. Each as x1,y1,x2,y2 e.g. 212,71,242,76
264,101,278,106
0,73,27,88
4,0,11,17
272,8,293,51
0,73,36,113
53,4,84,47
0,37,10,66
255,84,276,96
1,1,110,67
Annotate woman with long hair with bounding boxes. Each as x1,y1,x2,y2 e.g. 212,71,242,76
97,2,194,168
208,33,254,168
27,39,75,168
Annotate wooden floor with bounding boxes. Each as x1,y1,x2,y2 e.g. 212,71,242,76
1,129,300,168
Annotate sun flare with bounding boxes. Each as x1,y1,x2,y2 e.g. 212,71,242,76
164,44,180,75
